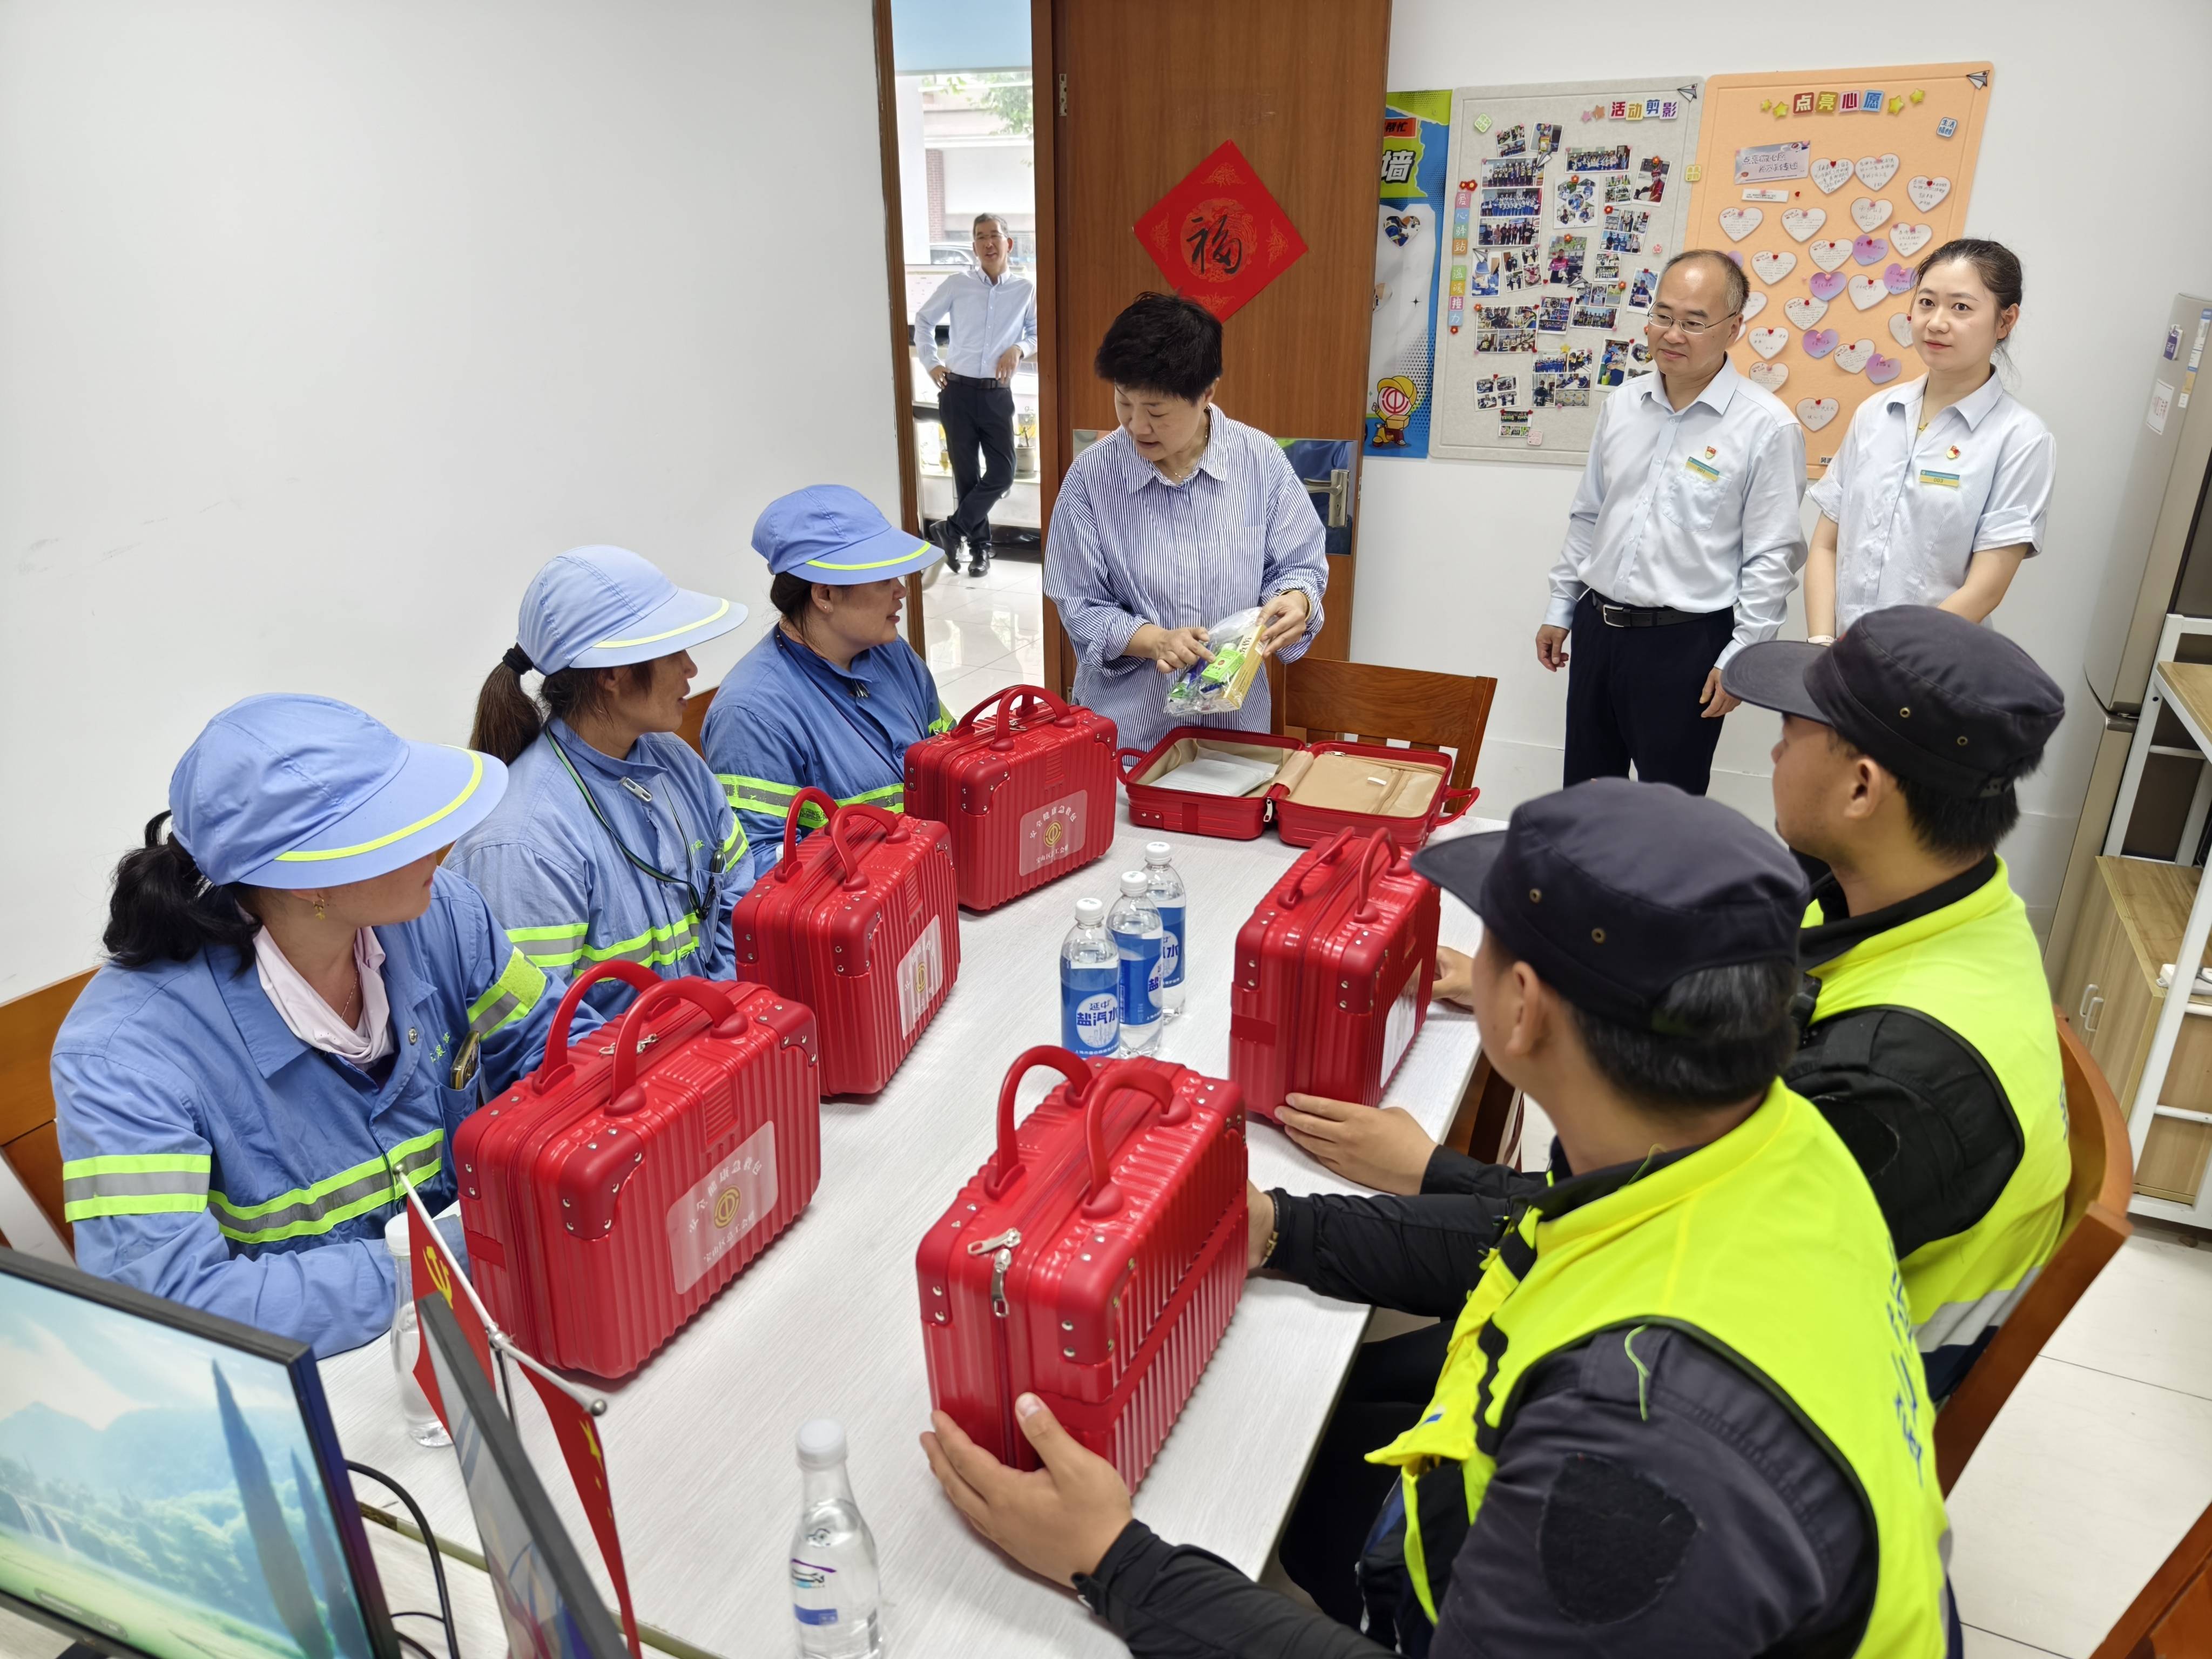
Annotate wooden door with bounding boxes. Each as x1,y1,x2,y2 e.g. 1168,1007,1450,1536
1037,0,1393,691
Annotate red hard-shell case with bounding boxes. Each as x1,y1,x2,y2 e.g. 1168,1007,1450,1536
1267,740,1480,852
729,789,960,1096
1118,730,1477,848
456,962,823,1380
901,685,1118,912
1229,830,1441,1122
1116,728,1305,840
916,1050,1247,1489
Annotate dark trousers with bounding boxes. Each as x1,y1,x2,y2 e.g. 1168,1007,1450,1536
938,376,1016,551
1563,591,1736,795
1279,1321,1449,1629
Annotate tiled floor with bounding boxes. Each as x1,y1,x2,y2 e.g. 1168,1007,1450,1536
919,549,1048,714
1950,1221,2212,1656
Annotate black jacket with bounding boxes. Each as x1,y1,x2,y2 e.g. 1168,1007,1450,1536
1071,1147,1940,1657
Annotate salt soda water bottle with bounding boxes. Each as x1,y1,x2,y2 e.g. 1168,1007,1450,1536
1061,895,1120,1058
790,1419,884,1659
1108,871,1163,1056
383,1212,450,1448
1143,841,1187,1019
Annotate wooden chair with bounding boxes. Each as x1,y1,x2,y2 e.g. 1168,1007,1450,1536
677,684,716,758
1269,656,1497,792
2094,1496,2212,1658
1933,1008,2135,1493
0,969,95,1260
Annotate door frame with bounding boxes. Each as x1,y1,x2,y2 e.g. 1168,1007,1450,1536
868,0,928,653
869,0,1064,686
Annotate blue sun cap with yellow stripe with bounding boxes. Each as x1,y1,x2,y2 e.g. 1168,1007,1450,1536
753,484,936,585
170,694,508,889
520,544,749,673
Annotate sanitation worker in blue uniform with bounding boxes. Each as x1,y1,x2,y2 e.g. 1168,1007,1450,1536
54,696,592,1356
703,486,951,884
451,544,749,1010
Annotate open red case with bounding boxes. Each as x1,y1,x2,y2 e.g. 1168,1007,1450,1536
1117,726,1476,850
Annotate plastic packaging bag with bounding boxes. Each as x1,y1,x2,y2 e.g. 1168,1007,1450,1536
1163,606,1265,717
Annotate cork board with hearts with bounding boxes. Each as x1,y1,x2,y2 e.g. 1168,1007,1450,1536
1685,63,1992,477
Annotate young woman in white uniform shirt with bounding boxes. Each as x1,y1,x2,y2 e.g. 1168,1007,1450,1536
1804,239,2054,639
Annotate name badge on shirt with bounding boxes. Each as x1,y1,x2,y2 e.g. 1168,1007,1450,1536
1684,455,1721,483
1918,469,1962,489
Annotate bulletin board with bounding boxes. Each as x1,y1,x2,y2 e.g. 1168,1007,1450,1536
1685,64,1993,476
1431,77,1704,466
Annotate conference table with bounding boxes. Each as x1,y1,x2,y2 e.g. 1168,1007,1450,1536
320,801,1495,1657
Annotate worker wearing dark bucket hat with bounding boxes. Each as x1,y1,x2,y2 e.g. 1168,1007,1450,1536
1040,779,1952,1656
1714,604,2073,1403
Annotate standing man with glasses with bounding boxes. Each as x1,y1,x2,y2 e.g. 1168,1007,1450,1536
914,212,1037,578
1536,249,1809,794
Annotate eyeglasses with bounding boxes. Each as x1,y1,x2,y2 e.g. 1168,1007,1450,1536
1644,310,1739,336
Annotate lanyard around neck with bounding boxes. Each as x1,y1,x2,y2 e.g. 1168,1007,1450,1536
545,730,718,916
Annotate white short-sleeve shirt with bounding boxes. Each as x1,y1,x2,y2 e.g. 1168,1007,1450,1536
1808,373,2055,633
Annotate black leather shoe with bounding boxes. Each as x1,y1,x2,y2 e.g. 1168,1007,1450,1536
930,522,963,572
967,548,993,577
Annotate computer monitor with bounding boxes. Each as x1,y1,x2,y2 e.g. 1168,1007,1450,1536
0,1247,397,1659
418,1297,625,1659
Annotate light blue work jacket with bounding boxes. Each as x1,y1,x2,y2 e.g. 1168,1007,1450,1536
52,870,583,1357
449,720,741,1009
701,627,950,886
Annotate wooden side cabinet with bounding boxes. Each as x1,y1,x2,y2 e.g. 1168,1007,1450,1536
2057,857,2212,1210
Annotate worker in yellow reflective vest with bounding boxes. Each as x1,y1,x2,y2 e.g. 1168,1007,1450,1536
1723,604,2070,1398
702,486,953,883
920,780,1957,1657
1275,606,2069,1410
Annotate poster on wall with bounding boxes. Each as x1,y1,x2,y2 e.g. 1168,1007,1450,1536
1430,78,1704,466
1366,91,1449,459
1133,140,1308,322
1685,64,1993,476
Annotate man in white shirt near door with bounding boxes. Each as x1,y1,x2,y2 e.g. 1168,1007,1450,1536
914,212,1038,578
1536,249,1808,794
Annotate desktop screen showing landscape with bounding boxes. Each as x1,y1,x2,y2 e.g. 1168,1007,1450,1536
0,1272,374,1659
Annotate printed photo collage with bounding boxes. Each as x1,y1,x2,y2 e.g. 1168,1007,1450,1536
1459,124,1672,427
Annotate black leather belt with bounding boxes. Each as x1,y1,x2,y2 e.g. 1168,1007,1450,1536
943,372,1001,387
1589,591,1703,629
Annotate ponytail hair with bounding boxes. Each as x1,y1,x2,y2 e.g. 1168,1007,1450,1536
770,572,826,650
104,812,261,971
469,652,658,764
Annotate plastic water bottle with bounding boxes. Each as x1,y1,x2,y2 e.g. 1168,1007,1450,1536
790,1420,884,1659
1061,896,1121,1058
384,1212,450,1449
1143,841,1187,1019
1108,871,1163,1056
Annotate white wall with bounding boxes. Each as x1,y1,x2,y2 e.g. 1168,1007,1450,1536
0,0,902,997
1359,3,2212,934
941,141,1034,221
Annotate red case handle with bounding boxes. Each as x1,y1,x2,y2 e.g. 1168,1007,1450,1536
1116,747,1149,784
532,960,663,1095
987,1046,1094,1198
1277,828,1357,908
955,683,1070,747
1348,830,1397,923
774,790,911,886
1076,1061,1181,1218
1435,786,1480,827
983,1048,1181,1217
605,978,745,1111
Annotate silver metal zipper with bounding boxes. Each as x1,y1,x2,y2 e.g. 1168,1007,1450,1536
967,1228,1022,1317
